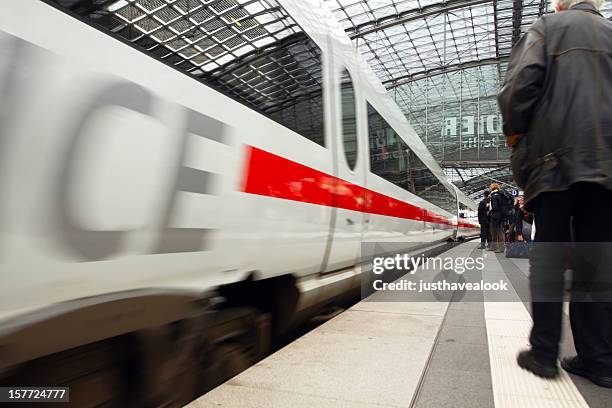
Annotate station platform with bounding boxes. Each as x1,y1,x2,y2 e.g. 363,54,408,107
188,241,611,408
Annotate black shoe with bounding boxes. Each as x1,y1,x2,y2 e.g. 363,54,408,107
478,245,486,249
561,356,612,388
517,349,559,378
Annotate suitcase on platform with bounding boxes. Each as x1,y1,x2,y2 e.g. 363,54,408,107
505,241,530,258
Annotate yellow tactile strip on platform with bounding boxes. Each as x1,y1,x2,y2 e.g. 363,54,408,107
483,252,588,408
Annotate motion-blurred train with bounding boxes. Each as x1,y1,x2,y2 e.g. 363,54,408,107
0,0,478,405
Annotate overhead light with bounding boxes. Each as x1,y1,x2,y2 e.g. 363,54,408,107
107,0,129,12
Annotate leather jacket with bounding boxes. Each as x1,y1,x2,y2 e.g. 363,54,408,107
489,189,504,225
478,197,490,225
498,3,612,212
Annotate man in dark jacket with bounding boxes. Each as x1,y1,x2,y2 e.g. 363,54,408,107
498,0,612,386
488,183,505,253
477,189,491,249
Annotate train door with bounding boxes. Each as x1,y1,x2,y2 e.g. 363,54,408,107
321,60,367,273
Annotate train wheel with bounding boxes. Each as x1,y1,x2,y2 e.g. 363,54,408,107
199,308,271,393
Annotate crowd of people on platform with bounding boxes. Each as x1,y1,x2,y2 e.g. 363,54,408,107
477,183,533,252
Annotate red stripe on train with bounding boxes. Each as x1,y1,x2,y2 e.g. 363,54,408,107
241,145,479,229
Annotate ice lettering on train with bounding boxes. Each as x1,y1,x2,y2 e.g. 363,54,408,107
56,82,155,261
0,32,233,261
55,88,230,260
152,108,230,254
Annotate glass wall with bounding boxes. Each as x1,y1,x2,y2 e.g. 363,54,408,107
393,65,509,163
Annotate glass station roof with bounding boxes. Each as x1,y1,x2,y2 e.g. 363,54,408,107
327,0,500,84
58,0,326,126
100,0,301,74
326,0,612,88
325,0,612,195
445,165,515,199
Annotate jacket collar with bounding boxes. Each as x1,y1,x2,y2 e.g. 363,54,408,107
570,2,603,17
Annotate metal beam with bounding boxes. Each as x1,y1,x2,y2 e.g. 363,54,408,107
448,165,514,197
511,0,524,46
538,0,548,16
492,0,500,57
454,167,466,184
441,160,510,168
347,0,493,39
492,0,503,80
383,56,509,88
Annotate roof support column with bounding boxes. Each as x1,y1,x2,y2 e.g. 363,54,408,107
442,10,447,160
459,70,463,161
425,77,429,145
477,74,481,161
512,0,524,46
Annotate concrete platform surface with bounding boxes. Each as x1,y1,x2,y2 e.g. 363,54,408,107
188,242,612,408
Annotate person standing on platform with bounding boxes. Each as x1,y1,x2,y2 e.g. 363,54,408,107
488,183,505,253
518,195,534,243
511,198,524,242
498,0,612,386
478,189,492,249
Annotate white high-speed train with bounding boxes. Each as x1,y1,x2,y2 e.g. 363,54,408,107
0,0,478,405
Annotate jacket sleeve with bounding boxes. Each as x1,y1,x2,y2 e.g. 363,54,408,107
497,21,547,138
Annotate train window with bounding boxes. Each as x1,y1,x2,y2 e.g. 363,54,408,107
340,69,357,170
414,173,457,215
367,103,456,214
53,0,325,147
409,150,457,214
367,103,412,193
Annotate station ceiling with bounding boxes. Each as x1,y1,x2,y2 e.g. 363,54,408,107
325,0,611,88
325,0,612,199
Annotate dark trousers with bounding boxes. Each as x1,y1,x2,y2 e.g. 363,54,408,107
480,223,491,246
489,222,505,251
529,182,612,374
